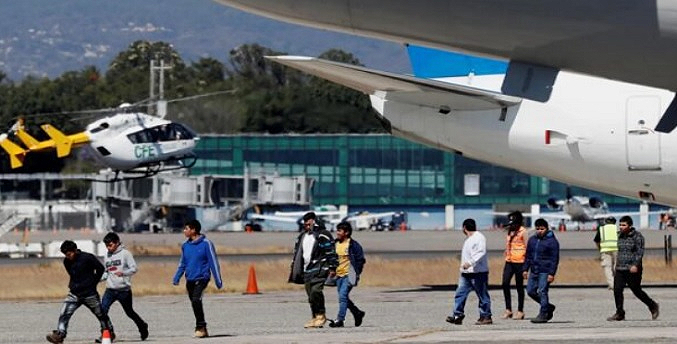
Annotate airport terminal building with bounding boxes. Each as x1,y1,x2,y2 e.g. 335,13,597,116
191,134,650,230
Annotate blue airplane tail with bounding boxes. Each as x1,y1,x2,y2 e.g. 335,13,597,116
406,44,507,78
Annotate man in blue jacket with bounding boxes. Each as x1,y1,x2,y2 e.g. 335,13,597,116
173,219,223,338
522,218,560,323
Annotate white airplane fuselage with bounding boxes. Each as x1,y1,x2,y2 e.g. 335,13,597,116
379,71,677,206
214,0,677,91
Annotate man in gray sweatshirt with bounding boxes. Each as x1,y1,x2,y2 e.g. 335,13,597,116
99,232,149,341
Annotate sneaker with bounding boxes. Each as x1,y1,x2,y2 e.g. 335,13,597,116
475,317,493,325
513,311,525,320
194,326,209,338
139,322,149,341
501,310,513,319
530,314,549,323
606,312,625,321
650,303,660,320
546,304,556,320
354,310,366,327
46,331,65,344
445,314,464,325
328,319,344,328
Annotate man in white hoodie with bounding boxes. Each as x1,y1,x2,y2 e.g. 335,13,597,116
99,232,149,342
446,218,492,325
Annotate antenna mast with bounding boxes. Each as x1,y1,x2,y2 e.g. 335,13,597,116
149,59,172,118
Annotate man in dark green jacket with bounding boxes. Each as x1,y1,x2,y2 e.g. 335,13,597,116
289,212,338,328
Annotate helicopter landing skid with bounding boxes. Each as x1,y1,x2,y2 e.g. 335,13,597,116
90,155,198,183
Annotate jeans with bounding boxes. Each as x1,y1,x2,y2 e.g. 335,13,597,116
56,292,113,337
613,269,656,313
452,272,491,318
101,288,147,332
186,279,209,328
526,272,552,316
502,262,524,312
336,276,361,321
304,276,326,316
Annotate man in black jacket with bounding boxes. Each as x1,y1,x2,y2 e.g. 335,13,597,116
46,240,114,344
607,216,659,321
289,212,338,328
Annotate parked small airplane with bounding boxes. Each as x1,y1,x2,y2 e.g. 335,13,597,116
249,206,405,231
0,104,199,178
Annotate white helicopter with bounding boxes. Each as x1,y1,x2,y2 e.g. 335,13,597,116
0,103,199,179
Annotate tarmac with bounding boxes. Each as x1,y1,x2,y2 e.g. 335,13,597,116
5,287,676,343
3,229,676,343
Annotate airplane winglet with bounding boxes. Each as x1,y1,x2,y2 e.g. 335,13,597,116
0,135,26,168
41,124,72,157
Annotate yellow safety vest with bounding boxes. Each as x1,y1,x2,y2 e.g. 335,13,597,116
599,224,618,252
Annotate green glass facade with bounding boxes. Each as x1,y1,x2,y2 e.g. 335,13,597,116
192,134,635,206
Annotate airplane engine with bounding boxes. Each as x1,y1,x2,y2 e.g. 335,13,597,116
547,197,559,209
589,197,604,208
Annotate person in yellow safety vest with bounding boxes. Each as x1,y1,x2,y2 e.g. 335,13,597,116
501,211,528,320
593,216,618,289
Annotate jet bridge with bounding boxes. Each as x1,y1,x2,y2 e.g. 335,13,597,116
92,171,314,232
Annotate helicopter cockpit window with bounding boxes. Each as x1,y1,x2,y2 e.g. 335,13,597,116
127,129,157,144
156,123,195,141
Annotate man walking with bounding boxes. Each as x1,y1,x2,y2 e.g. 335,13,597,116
289,212,338,328
46,240,114,344
328,221,366,328
594,216,618,289
446,218,492,325
607,216,659,321
523,218,559,323
172,219,223,338
99,232,149,342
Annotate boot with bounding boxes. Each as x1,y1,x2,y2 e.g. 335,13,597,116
513,311,525,320
194,326,209,338
304,315,317,328
46,330,65,344
311,313,327,328
500,310,512,319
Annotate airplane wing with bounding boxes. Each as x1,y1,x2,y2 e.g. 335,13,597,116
491,211,571,221
273,210,344,217
337,211,397,224
249,214,300,223
591,211,663,220
266,56,522,111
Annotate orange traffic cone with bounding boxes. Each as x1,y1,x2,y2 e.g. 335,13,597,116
100,329,112,344
244,264,260,294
